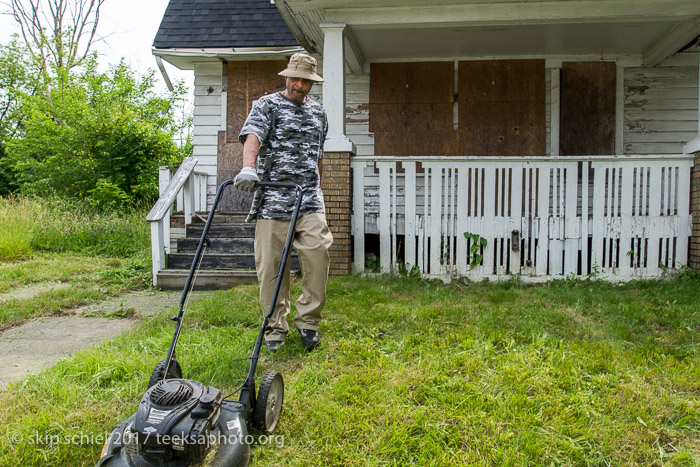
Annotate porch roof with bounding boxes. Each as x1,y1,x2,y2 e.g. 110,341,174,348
276,0,700,70
153,0,299,69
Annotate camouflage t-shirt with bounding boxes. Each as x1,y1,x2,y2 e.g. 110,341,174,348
239,91,328,221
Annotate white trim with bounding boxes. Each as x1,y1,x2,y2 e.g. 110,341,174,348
344,28,366,74
220,91,227,131
153,47,305,70
615,64,625,156
352,154,695,163
643,17,700,67
683,135,700,154
324,1,699,29
550,67,561,157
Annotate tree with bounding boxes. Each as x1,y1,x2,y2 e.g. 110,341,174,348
4,0,105,74
4,57,190,207
0,38,40,193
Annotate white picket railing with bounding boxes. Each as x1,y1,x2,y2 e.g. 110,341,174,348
147,157,208,285
352,155,694,282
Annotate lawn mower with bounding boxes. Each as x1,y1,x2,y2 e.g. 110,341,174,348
98,180,302,466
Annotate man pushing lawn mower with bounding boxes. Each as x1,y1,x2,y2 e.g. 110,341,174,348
235,52,333,353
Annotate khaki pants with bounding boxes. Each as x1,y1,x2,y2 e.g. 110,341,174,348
254,213,333,342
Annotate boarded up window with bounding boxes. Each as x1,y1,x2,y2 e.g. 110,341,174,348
560,61,616,156
219,60,287,212
458,59,545,156
369,62,457,156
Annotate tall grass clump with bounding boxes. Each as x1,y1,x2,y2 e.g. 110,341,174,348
0,196,151,260
0,197,36,260
30,197,151,257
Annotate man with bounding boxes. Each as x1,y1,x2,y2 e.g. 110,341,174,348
234,53,333,352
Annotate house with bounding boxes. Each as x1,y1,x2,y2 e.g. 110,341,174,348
151,0,700,285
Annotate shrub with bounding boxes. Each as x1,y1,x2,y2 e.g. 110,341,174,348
4,58,189,207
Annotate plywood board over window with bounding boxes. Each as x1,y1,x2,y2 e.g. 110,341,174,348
218,60,286,212
458,59,545,156
369,62,457,156
560,61,616,156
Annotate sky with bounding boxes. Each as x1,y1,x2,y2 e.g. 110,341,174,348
0,0,194,95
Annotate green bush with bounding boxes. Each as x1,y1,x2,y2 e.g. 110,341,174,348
3,58,189,208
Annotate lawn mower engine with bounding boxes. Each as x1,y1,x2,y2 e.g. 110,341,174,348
98,379,251,466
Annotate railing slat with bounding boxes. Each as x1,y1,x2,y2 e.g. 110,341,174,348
352,160,366,273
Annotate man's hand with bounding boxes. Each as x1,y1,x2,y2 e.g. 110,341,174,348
234,167,259,192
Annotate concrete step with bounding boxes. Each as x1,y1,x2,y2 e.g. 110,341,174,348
156,269,258,291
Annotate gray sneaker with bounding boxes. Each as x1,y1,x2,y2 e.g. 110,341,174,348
298,329,321,349
265,340,284,353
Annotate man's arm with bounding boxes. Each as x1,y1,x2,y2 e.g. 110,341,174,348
242,134,260,168
318,158,323,178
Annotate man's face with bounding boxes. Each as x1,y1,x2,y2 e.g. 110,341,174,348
284,77,313,103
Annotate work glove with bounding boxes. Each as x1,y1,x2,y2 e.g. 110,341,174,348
234,167,259,192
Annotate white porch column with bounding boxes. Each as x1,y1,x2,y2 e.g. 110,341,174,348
320,23,356,153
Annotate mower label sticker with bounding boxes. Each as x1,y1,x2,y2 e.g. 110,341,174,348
146,408,172,424
226,418,241,434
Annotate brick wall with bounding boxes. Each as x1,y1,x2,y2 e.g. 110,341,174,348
321,152,352,276
691,153,700,270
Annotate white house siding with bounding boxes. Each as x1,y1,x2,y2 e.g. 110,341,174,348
625,55,699,155
192,61,223,207
346,73,373,157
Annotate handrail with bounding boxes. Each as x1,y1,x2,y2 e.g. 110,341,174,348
147,156,204,287
147,157,199,221
351,154,695,163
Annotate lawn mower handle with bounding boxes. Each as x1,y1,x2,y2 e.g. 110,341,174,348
162,179,301,384
239,181,302,414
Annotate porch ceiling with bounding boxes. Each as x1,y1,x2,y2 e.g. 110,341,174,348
276,0,700,68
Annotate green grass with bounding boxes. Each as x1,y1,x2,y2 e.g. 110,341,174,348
0,197,35,260
0,196,150,261
0,195,152,328
0,253,152,329
1,274,698,466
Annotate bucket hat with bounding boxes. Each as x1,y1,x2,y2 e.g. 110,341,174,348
278,53,324,82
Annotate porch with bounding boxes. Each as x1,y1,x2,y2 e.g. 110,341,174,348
352,154,693,281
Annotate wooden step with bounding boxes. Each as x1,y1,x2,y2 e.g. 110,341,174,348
185,223,256,238
176,237,255,254
168,253,256,270
171,212,249,228
156,269,258,290
167,253,300,270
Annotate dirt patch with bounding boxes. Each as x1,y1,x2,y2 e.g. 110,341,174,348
75,289,185,317
0,315,135,388
0,281,72,302
0,289,214,390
